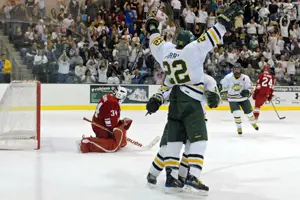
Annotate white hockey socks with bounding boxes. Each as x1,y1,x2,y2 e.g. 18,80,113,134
188,140,207,179
149,145,166,177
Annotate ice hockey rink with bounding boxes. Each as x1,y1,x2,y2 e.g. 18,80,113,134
1,110,300,200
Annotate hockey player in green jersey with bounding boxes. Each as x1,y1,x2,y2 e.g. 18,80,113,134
145,0,245,195
220,63,259,135
146,73,219,190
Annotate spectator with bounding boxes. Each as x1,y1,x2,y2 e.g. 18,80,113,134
1,54,12,83
98,65,108,84
75,61,87,83
57,51,71,83
116,38,129,70
131,68,143,84
123,69,132,84
107,72,120,84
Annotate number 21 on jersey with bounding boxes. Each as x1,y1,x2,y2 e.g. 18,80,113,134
163,59,191,84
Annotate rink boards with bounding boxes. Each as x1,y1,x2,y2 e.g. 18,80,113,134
0,84,300,111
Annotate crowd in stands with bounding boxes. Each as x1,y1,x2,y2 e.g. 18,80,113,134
1,0,300,85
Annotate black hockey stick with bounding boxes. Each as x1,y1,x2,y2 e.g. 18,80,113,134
271,101,286,120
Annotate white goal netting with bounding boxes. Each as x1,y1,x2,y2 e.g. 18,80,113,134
0,81,40,150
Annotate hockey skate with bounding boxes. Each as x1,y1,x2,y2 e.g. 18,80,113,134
146,173,157,188
252,123,259,131
165,169,184,193
183,174,209,196
237,127,243,135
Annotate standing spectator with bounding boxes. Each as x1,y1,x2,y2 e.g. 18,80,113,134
1,54,12,83
69,0,80,21
116,38,129,70
75,61,87,83
198,6,208,34
25,0,35,17
86,56,98,81
171,0,181,23
287,59,296,85
57,51,71,83
184,7,195,31
124,4,135,32
98,65,108,83
38,0,46,18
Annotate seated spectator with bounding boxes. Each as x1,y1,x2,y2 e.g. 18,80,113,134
107,72,120,84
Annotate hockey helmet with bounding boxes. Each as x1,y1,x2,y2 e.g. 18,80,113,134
176,30,195,49
232,62,242,78
113,86,128,103
263,64,270,72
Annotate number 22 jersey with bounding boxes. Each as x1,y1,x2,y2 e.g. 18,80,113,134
149,23,226,101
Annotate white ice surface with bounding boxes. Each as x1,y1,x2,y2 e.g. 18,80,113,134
1,110,300,200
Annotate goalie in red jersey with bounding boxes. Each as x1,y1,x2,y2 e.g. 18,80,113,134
252,65,275,120
80,86,133,153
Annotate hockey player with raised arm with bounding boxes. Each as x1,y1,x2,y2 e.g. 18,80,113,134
145,1,244,194
252,65,275,120
220,63,258,135
80,86,133,153
146,73,219,188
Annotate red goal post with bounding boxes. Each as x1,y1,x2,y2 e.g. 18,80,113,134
0,80,41,150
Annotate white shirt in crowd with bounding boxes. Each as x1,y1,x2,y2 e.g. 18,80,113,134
287,61,296,75
207,16,216,28
258,7,270,18
86,59,98,76
199,10,208,24
245,22,258,34
184,9,195,24
33,54,48,65
63,18,74,28
171,0,181,9
257,24,266,35
123,70,132,84
75,65,87,81
98,67,108,83
107,76,120,84
58,59,70,74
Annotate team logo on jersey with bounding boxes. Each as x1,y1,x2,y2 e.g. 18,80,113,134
232,84,242,91
152,36,164,46
197,33,206,43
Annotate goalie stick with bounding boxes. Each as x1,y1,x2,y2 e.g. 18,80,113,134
271,101,286,120
83,117,160,150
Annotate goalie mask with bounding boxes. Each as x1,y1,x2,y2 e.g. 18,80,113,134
113,86,128,103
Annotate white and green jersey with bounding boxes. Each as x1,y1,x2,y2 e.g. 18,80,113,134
149,23,226,101
161,73,218,102
222,73,252,102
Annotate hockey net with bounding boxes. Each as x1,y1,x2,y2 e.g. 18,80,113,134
0,81,41,150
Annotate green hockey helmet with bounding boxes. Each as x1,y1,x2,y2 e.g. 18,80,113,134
176,30,194,49
232,62,242,78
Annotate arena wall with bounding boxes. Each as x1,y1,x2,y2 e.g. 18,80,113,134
0,84,300,111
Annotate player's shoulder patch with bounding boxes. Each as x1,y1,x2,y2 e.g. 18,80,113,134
152,36,164,46
197,33,206,43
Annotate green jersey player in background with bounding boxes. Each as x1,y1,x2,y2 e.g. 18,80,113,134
221,63,259,135
145,0,245,195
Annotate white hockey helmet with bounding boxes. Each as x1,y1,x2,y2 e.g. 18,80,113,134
113,86,127,103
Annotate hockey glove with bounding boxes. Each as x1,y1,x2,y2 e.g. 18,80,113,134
204,91,220,108
146,93,164,115
145,11,159,34
217,1,244,31
267,93,274,102
220,90,228,101
240,89,251,98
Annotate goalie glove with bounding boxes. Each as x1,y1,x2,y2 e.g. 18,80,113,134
217,1,245,31
204,91,220,108
145,11,160,34
220,90,228,101
146,93,164,115
240,89,251,98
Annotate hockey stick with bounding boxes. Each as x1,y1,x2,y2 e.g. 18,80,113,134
271,101,286,120
83,117,160,150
